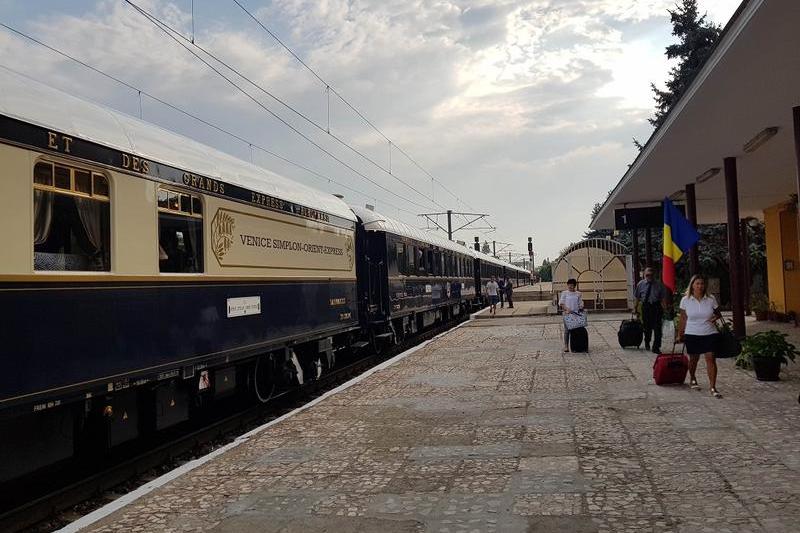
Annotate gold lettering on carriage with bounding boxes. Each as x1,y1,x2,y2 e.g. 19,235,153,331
121,153,151,174
211,208,354,272
183,172,224,194
47,131,73,153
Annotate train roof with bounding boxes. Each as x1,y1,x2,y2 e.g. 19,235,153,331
351,206,528,274
0,67,355,222
352,205,476,257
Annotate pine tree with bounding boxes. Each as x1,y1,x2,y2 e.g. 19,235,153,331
649,0,721,129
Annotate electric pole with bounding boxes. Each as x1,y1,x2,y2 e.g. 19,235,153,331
419,211,494,241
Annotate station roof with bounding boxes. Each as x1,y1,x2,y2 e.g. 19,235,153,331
351,205,528,274
0,67,356,222
592,0,800,230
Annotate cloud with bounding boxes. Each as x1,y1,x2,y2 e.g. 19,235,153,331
0,0,740,259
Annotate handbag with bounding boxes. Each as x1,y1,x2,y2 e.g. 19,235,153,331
715,320,741,359
564,310,587,330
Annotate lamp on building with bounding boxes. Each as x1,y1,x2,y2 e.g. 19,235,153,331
695,167,721,184
743,127,779,153
669,190,685,200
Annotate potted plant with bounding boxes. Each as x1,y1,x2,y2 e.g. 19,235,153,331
751,293,769,321
735,330,798,381
767,302,778,321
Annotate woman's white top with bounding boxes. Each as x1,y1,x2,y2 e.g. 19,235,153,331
680,294,719,336
559,290,583,313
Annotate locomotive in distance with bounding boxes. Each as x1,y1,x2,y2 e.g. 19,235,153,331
0,67,530,485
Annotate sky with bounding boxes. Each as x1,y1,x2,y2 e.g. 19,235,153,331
0,0,741,263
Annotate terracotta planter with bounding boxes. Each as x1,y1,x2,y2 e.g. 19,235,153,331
752,356,781,381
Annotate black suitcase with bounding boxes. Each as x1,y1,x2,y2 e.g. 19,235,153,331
570,327,588,352
618,319,643,348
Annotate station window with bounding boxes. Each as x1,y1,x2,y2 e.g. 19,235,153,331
158,188,203,273
33,161,111,271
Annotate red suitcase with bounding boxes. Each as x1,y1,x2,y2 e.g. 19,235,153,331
653,346,688,385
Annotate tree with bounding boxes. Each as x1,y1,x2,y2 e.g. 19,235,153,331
537,258,553,282
649,0,721,129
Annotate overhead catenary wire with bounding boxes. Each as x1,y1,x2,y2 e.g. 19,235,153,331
228,0,495,238
0,23,418,216
130,2,498,238
122,0,436,213
230,0,476,212
126,0,442,212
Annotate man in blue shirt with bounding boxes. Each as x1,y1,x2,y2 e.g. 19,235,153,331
634,267,669,353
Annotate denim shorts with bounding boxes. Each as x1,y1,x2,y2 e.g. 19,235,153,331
489,295,499,305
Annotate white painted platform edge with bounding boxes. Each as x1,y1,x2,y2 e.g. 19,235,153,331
58,318,471,533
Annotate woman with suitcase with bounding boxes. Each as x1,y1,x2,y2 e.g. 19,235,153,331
677,274,723,398
560,278,585,352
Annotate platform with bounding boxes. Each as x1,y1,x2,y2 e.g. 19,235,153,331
474,300,551,318
69,315,800,533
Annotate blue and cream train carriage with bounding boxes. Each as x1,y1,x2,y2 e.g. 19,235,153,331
353,206,480,342
0,69,529,483
0,70,360,481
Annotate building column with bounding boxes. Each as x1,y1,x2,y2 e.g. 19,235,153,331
631,228,640,284
725,157,746,337
685,183,700,275
645,228,653,268
794,106,800,243
741,219,751,315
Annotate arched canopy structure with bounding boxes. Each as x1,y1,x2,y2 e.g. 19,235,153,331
553,238,631,310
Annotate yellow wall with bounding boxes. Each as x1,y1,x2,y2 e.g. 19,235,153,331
780,210,800,313
764,203,800,314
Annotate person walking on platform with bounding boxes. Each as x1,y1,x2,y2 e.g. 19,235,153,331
677,274,723,398
497,277,506,308
635,267,669,354
486,276,500,317
559,278,584,352
504,276,514,308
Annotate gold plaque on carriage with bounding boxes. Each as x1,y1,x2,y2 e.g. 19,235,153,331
211,208,354,272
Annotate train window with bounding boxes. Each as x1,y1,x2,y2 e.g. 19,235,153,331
396,242,406,275
158,187,203,273
53,165,70,190
94,175,110,197
191,196,203,216
33,161,111,271
74,170,92,195
418,247,426,273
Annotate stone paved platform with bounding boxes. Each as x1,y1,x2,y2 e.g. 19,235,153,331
475,301,550,318
76,316,800,533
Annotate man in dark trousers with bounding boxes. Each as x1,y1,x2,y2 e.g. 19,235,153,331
634,267,669,354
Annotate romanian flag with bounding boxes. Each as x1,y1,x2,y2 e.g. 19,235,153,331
662,198,700,292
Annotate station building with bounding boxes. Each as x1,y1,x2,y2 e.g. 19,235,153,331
591,0,800,337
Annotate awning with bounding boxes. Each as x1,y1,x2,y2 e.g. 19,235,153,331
592,0,800,229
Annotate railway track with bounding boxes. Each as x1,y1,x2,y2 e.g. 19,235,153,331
3,314,470,533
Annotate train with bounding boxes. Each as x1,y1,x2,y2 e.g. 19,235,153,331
0,68,530,484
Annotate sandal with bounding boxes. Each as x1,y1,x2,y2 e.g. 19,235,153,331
690,379,700,390
710,388,722,399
